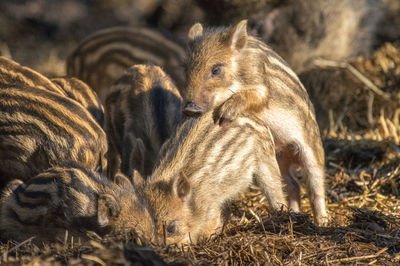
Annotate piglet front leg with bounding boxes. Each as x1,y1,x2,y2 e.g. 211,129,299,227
214,89,266,126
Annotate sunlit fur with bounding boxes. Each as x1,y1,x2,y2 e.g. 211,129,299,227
0,56,104,127
105,64,182,179
0,83,107,188
0,56,65,95
51,77,104,127
184,21,328,225
144,111,286,245
0,164,155,243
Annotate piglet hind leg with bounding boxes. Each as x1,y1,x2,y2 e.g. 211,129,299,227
277,146,301,212
254,156,288,212
297,140,329,226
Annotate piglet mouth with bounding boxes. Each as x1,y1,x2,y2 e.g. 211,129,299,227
183,101,204,117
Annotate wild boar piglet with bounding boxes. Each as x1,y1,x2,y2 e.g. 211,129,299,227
67,27,186,102
0,164,155,243
143,110,286,245
183,20,328,225
0,83,107,188
105,64,182,179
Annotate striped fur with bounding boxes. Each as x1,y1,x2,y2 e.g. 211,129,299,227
67,26,186,101
51,77,104,127
183,20,328,226
0,56,65,95
0,56,105,127
0,164,154,243
105,64,182,179
0,83,107,188
143,111,286,244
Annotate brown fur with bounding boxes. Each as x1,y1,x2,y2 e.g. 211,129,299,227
0,83,108,188
0,56,64,95
0,164,155,243
143,111,286,245
51,77,104,127
183,20,328,225
0,56,104,127
105,64,182,179
67,27,186,101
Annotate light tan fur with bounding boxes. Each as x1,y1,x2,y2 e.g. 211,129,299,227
143,111,287,245
183,20,328,225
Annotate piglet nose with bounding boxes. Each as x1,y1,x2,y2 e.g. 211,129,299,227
183,101,203,117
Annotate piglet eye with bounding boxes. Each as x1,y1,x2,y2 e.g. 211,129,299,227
166,221,177,236
211,64,223,77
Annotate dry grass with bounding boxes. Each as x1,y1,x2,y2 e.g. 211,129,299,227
301,43,400,141
1,135,399,264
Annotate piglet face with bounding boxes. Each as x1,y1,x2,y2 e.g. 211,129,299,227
144,174,196,245
183,21,249,117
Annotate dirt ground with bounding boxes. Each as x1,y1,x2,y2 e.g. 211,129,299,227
0,0,400,265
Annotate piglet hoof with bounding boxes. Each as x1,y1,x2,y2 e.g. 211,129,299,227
315,214,330,227
215,117,232,127
213,100,241,126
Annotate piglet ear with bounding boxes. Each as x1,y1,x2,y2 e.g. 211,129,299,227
114,172,132,187
2,179,23,197
97,194,120,227
130,137,145,177
229,20,248,51
188,23,204,41
131,169,145,188
173,173,191,202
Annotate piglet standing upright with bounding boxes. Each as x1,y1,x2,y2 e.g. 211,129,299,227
183,20,328,225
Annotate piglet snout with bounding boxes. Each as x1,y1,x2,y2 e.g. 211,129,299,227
183,101,203,117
